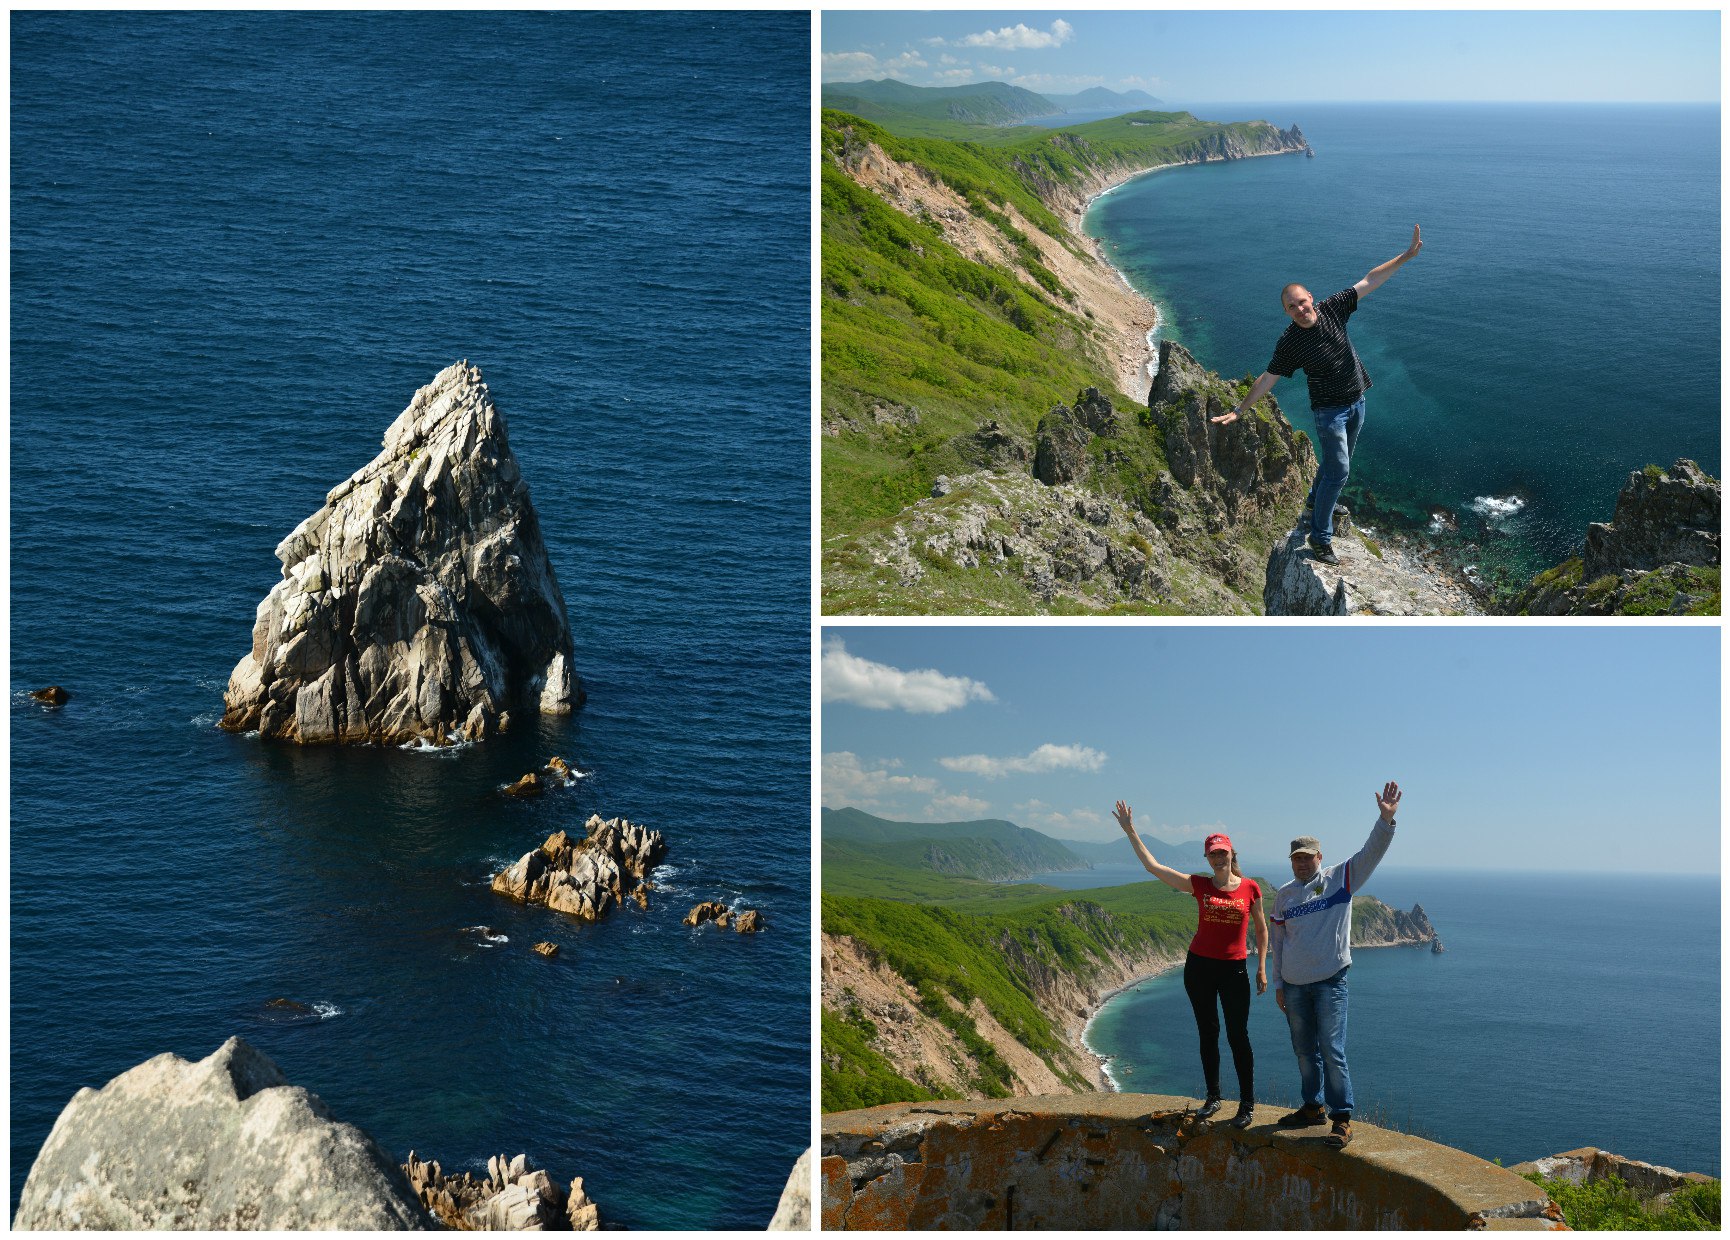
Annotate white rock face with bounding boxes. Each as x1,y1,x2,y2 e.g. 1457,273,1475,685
220,362,579,744
14,1038,429,1230
767,1148,812,1230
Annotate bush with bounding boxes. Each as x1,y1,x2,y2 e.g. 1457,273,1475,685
1522,1172,1721,1231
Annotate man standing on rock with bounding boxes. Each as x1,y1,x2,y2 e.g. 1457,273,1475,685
1267,781,1401,1150
1211,226,1422,566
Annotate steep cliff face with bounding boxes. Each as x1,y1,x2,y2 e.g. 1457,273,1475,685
824,345,1315,613
1513,459,1720,616
221,363,579,744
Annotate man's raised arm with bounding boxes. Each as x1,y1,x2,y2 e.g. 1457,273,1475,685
1353,225,1423,299
1210,371,1280,426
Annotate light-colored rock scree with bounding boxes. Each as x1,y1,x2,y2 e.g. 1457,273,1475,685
221,361,578,745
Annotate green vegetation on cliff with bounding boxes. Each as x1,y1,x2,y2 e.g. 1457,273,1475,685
1522,1172,1720,1231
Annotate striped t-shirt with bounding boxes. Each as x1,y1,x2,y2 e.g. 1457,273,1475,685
1267,286,1372,411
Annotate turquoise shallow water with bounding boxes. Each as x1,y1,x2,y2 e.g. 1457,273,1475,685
1087,103,1721,587
1074,869,1720,1176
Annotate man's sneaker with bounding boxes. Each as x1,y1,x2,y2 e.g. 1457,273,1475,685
1326,1118,1353,1148
1228,1101,1256,1129
1276,1103,1327,1129
1195,1095,1223,1121
1307,536,1339,565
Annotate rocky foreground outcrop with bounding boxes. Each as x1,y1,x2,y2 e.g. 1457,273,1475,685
492,815,666,923
1264,512,1484,616
1513,459,1720,616
825,343,1315,614
15,1038,429,1230
220,361,579,745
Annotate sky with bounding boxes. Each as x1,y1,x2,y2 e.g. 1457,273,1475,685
820,626,1722,875
820,10,1722,104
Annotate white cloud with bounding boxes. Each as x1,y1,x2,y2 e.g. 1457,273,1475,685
925,793,991,820
822,639,995,714
821,49,929,81
961,19,1073,51
1014,801,1111,837
821,752,938,810
939,743,1107,778
1008,72,1106,93
939,53,960,65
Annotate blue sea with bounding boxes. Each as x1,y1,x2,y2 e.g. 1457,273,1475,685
1067,869,1721,1177
11,12,809,1228
1087,103,1721,586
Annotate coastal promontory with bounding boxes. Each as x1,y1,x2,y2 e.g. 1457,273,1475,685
220,362,580,744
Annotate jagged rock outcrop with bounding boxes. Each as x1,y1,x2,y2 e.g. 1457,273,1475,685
14,1038,429,1230
1351,896,1438,947
824,351,1320,614
492,815,666,924
1264,516,1484,616
402,1151,599,1231
1513,460,1720,616
28,686,69,706
220,362,580,745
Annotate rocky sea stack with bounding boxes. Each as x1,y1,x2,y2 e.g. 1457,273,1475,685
220,362,580,745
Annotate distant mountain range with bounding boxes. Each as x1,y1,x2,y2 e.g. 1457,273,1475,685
820,78,1163,136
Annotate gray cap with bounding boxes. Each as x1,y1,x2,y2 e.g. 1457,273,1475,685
1288,836,1322,856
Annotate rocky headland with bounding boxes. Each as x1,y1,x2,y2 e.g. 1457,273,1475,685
1512,459,1720,616
491,815,666,924
1264,511,1485,615
220,361,579,745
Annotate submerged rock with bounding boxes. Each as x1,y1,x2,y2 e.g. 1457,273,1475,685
14,1037,428,1230
28,686,70,706
219,362,580,745
492,815,666,924
532,941,560,959
683,900,728,928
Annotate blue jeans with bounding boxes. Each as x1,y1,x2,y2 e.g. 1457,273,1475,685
1306,397,1366,544
1282,965,1353,1118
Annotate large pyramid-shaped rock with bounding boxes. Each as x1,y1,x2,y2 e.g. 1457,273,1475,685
220,362,580,745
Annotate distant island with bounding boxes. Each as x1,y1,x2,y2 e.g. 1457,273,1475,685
819,806,1437,1111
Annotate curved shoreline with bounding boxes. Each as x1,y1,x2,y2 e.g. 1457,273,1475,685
1078,960,1183,1092
1073,149,1308,400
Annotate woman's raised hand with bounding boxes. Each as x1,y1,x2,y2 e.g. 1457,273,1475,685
1112,800,1136,836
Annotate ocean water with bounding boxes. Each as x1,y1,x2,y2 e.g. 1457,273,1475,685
1082,870,1720,1176
11,12,809,1228
1087,103,1721,585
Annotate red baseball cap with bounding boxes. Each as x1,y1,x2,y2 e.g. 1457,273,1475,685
1203,833,1233,855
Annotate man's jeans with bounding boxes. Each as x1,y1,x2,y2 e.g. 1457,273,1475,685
1306,397,1366,544
1282,965,1354,1118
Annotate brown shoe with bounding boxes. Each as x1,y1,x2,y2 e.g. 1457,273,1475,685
1326,1118,1352,1148
1276,1103,1327,1129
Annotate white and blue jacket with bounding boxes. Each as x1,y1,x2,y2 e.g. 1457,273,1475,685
1269,816,1395,990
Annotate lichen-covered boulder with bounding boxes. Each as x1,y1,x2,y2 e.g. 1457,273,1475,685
15,1038,428,1230
220,361,580,745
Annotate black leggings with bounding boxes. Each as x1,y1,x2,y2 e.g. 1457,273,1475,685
1183,951,1254,1102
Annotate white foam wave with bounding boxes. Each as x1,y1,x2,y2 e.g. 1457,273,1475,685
399,734,476,754
313,1002,343,1020
190,712,219,728
1468,495,1526,521
461,925,508,946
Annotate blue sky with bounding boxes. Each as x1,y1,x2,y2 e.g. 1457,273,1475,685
821,627,1721,875
820,11,1722,104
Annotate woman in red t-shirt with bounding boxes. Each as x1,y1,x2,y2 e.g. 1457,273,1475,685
1113,800,1268,1129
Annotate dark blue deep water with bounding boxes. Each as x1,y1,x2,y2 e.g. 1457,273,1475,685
12,12,809,1227
1081,870,1721,1177
1089,103,1721,586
